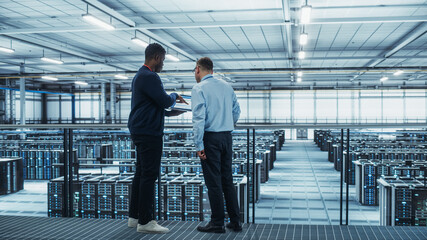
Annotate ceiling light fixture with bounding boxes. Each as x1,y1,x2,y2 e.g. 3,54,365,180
297,71,303,77
114,74,128,79
298,51,306,59
300,5,312,24
393,70,404,76
380,77,388,82
75,81,88,85
82,13,115,30
41,76,58,81
41,57,63,64
299,33,308,45
0,46,15,54
131,37,149,48
297,77,302,82
166,54,180,62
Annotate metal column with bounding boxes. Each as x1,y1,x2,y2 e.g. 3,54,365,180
71,95,76,124
58,95,62,123
358,91,361,123
19,64,25,125
290,91,294,139
5,79,10,123
314,90,317,124
100,83,106,123
110,80,116,124
336,90,339,124
381,90,384,123
41,93,47,124
10,80,15,124
403,90,407,122
351,91,355,124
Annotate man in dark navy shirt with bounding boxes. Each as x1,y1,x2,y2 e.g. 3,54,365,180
127,43,186,234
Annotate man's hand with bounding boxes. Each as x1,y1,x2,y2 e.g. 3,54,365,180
197,150,207,160
176,94,189,105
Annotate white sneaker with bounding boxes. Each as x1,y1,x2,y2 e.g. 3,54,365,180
128,217,138,228
137,220,169,234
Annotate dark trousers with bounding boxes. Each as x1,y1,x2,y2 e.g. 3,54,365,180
129,134,163,225
201,131,240,226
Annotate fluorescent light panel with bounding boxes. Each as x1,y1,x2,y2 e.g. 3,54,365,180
299,33,308,45
42,76,58,81
166,54,180,62
0,46,15,53
297,77,302,82
297,71,303,77
82,14,115,30
41,57,63,64
298,51,306,59
380,77,388,82
114,74,128,79
300,5,312,24
131,37,149,48
393,70,404,76
75,81,88,85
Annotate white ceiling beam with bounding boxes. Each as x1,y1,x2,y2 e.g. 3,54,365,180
77,0,197,61
3,35,132,71
2,56,425,68
82,0,135,27
282,0,294,67
308,16,427,25
0,16,425,36
0,20,288,35
304,4,427,10
368,22,427,67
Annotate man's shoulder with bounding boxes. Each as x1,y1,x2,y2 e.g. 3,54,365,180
136,68,159,81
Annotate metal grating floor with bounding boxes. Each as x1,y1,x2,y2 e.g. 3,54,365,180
0,216,426,240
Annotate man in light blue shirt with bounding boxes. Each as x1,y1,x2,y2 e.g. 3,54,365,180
191,57,242,233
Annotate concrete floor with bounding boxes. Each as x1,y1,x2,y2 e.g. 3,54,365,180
0,180,48,217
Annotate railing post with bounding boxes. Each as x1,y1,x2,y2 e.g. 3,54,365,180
246,128,250,224
252,128,256,224
63,128,69,217
339,128,344,225
68,129,74,217
346,128,350,225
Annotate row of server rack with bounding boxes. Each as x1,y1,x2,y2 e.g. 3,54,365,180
48,173,248,222
0,130,284,181
42,129,285,222
314,130,427,226
0,157,24,195
0,132,132,180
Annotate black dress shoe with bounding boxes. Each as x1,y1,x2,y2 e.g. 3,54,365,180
197,222,225,233
226,222,242,232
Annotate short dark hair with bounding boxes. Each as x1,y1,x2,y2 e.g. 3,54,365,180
196,57,213,71
145,43,166,61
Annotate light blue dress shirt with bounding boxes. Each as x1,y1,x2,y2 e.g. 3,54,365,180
191,74,241,151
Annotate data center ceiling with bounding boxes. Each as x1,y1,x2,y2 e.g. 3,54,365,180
0,0,426,91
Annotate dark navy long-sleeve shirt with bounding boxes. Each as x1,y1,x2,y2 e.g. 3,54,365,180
128,65,177,136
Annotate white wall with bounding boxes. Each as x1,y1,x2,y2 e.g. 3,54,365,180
15,91,42,122
40,89,427,125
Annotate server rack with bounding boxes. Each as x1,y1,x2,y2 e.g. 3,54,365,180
378,176,426,226
0,158,23,195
